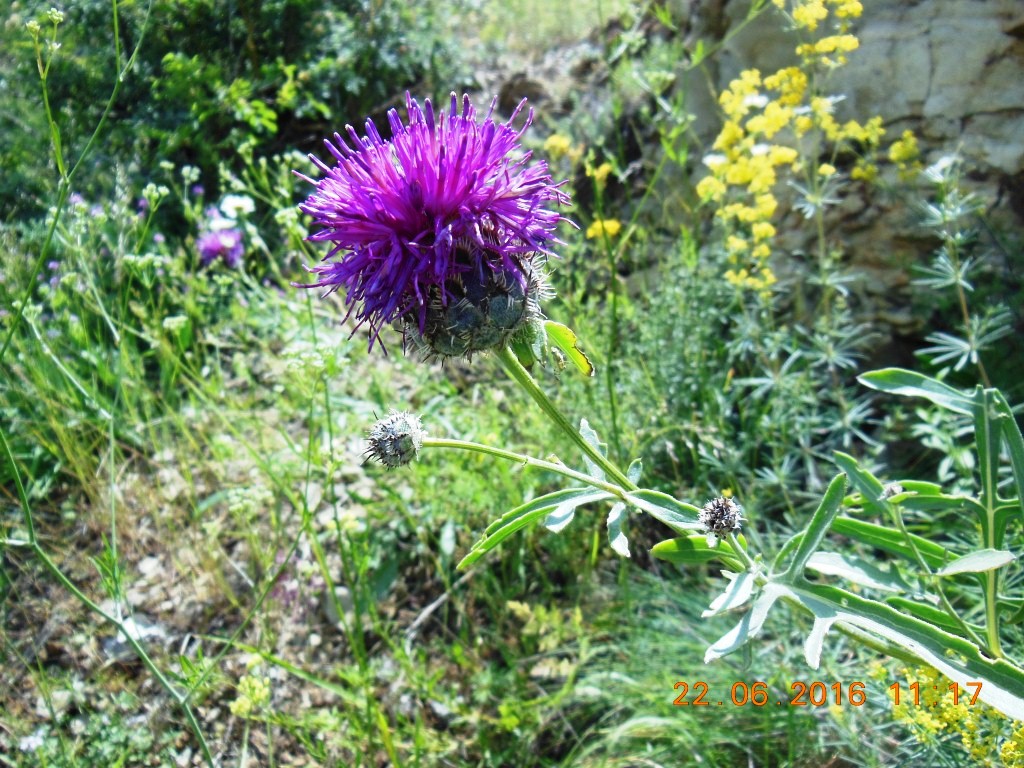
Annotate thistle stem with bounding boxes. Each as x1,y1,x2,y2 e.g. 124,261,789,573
422,437,628,498
495,346,637,491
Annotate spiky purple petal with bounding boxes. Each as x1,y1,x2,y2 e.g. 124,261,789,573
295,92,570,348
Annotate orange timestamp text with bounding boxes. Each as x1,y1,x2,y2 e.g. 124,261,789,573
672,680,985,708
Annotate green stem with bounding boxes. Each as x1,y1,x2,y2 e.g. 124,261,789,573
494,346,636,491
423,437,628,498
888,500,985,648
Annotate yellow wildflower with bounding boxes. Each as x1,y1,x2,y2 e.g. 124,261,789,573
768,145,799,166
792,0,828,30
850,161,877,182
791,115,812,136
713,121,746,152
764,67,808,106
754,193,778,218
746,102,794,138
586,219,622,240
888,129,920,164
797,35,859,58
818,163,837,176
230,674,271,719
543,134,572,159
696,175,727,201
726,235,748,254
719,70,763,121
752,221,776,240
831,0,863,18
587,162,613,186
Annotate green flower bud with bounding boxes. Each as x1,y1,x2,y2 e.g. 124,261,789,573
365,411,425,469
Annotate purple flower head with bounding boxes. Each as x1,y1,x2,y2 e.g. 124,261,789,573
197,229,244,268
295,92,571,349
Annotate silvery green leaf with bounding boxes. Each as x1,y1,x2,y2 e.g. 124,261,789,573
606,502,630,558
702,571,756,617
805,552,911,592
544,503,577,533
781,473,847,581
936,549,1015,576
704,583,786,662
461,488,614,569
627,458,642,484
626,489,702,535
578,418,606,482
789,581,1024,720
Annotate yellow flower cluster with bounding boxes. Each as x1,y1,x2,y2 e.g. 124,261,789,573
230,673,272,719
1003,725,1024,767
772,0,863,29
696,0,883,295
587,161,614,187
890,667,1024,765
796,33,860,66
543,133,584,165
586,218,622,240
888,129,922,179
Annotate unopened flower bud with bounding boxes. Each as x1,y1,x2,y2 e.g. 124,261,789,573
699,497,744,543
401,252,548,359
365,411,425,469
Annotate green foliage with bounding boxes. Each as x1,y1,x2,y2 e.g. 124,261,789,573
0,0,470,220
3,0,1023,766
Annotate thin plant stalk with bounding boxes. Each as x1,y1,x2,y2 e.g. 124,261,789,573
494,345,636,491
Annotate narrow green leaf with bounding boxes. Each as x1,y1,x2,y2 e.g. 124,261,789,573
886,597,973,635
831,516,950,568
484,488,593,536
805,552,911,592
858,368,976,415
781,473,847,581
606,502,630,558
791,581,1024,720
651,535,741,569
935,549,1015,576
460,488,613,569
898,493,987,520
975,388,1002,546
627,489,702,535
545,320,595,377
834,451,887,516
993,391,1024,522
627,458,643,484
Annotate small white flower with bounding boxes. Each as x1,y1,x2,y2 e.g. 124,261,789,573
702,153,728,170
221,194,255,219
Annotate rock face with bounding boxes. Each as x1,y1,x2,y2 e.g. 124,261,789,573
485,0,1023,351
719,0,1024,183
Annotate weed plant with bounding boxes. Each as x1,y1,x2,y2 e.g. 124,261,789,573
2,1,1023,767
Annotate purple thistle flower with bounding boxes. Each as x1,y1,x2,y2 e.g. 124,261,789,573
197,229,244,268
295,92,570,349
